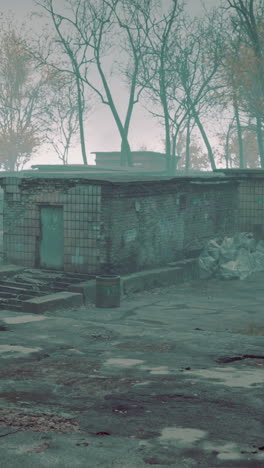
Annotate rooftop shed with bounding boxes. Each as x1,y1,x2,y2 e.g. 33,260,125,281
91,151,181,172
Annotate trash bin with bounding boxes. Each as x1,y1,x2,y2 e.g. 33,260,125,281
96,275,121,308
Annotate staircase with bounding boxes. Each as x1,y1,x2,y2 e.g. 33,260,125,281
0,269,94,311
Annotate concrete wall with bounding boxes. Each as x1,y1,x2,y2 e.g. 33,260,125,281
1,177,101,273
101,178,238,274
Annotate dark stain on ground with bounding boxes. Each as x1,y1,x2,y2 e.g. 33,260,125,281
98,400,145,417
95,431,111,436
57,376,145,396
103,391,240,408
0,357,101,382
0,367,35,380
75,388,250,441
0,390,56,405
121,302,162,320
216,354,264,363
136,319,165,325
135,430,161,440
164,304,190,310
144,457,175,465
143,446,203,466
35,353,50,361
113,341,177,352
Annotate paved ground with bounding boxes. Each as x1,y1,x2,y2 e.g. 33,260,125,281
0,273,264,467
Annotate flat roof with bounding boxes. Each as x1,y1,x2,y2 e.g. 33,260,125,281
90,151,177,156
0,169,230,184
214,169,264,174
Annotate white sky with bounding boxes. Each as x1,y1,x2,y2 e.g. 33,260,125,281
1,0,222,167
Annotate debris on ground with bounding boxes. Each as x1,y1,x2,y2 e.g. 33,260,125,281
0,409,80,433
199,232,264,280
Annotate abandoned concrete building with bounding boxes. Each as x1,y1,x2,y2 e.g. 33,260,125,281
0,166,263,275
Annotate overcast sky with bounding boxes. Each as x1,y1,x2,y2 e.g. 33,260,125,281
1,0,221,167
1,0,220,15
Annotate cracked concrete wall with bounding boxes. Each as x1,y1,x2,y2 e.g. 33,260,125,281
101,179,238,274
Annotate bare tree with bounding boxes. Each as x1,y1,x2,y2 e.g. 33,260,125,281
173,12,230,171
0,24,50,170
32,0,91,164
137,0,185,173
208,13,247,168
151,0,182,172
35,0,154,166
140,7,224,172
225,0,264,166
174,127,210,172
43,73,83,164
0,13,88,170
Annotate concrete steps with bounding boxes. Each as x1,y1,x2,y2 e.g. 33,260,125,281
22,291,83,314
0,267,94,312
0,258,199,312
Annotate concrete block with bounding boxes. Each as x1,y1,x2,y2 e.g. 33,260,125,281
68,280,96,304
169,258,199,280
67,259,199,304
121,259,199,296
22,291,83,314
121,266,183,295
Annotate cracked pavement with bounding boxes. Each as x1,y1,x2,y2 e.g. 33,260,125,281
1,273,264,467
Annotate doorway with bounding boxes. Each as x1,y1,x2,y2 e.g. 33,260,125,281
39,206,64,269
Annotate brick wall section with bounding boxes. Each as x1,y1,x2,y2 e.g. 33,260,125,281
184,181,239,252
101,178,238,274
237,176,264,239
2,177,101,273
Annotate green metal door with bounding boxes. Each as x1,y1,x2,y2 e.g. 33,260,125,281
40,206,64,269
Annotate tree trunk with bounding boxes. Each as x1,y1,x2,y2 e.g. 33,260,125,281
159,61,171,174
121,138,132,167
158,1,178,176
95,55,134,168
6,151,16,171
233,96,245,168
163,111,172,174
172,132,177,158
165,124,171,173
171,128,182,173
256,114,264,168
224,122,234,169
192,109,216,171
161,102,171,173
76,75,88,165
225,131,230,169
185,118,191,174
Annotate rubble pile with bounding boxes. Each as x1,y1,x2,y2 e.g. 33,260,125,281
199,232,264,280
